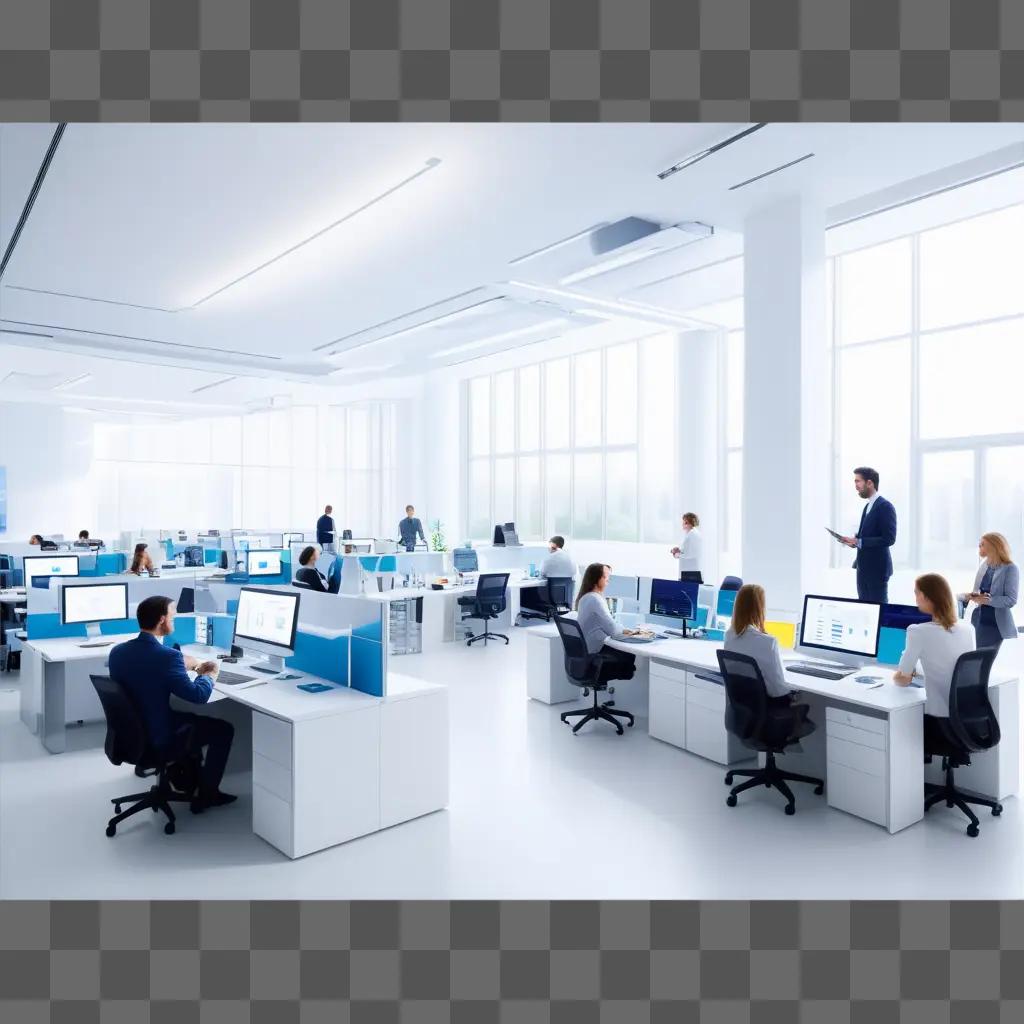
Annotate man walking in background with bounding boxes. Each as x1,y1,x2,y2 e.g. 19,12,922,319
839,467,897,604
317,504,337,554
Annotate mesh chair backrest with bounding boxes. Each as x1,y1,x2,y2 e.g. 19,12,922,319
554,615,593,685
545,577,574,610
358,556,380,572
720,576,743,591
477,573,510,614
90,673,147,767
948,648,1001,752
716,649,769,744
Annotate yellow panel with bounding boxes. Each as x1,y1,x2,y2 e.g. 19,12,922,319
764,619,796,649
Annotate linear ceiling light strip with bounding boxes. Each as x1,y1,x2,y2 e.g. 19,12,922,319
190,157,441,309
0,123,67,281
191,375,238,394
729,153,815,191
2,284,179,313
657,124,766,181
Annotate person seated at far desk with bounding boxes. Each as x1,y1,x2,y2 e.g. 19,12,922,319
519,535,575,615
295,545,337,593
894,573,975,749
723,584,807,729
128,543,155,576
108,595,236,812
29,534,43,546
576,562,636,683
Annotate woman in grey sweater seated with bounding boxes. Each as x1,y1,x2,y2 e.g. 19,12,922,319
575,562,636,682
723,583,804,720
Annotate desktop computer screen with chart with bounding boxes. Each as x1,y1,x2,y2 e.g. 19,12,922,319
24,554,79,586
799,595,881,658
649,578,699,622
233,586,299,657
246,550,282,577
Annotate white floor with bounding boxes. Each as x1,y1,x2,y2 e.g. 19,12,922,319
3,628,1023,900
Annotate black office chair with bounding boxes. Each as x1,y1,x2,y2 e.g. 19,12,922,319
90,674,201,837
291,580,314,590
716,650,823,815
720,575,743,591
518,577,575,624
924,648,1002,837
554,616,635,735
458,572,511,646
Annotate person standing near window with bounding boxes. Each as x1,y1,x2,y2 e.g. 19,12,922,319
670,512,704,583
398,505,427,552
316,505,337,554
959,533,1019,654
837,467,897,604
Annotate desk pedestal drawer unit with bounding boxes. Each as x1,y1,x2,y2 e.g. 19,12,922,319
648,661,747,765
250,678,448,860
825,705,923,834
526,630,577,704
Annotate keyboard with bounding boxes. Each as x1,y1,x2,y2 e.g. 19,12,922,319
79,641,115,649
788,664,851,681
215,670,257,686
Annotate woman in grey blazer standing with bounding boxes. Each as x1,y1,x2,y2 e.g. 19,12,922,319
959,532,1019,653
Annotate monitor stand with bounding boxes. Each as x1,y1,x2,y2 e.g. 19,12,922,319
248,653,286,675
79,621,114,648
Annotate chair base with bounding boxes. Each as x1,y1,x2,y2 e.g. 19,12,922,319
106,773,194,838
560,689,635,736
924,760,1003,837
464,619,509,646
724,752,824,815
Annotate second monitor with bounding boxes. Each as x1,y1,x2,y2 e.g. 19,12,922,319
649,578,700,633
799,594,881,660
246,550,282,578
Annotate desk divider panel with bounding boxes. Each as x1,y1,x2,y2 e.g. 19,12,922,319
877,626,909,666
286,629,350,686
26,613,137,640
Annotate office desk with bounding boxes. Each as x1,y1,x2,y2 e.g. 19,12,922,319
21,634,137,753
528,627,1019,834
175,647,449,858
367,576,544,653
1,588,27,605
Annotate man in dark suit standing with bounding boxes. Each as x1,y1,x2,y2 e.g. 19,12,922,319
840,467,897,604
316,504,336,553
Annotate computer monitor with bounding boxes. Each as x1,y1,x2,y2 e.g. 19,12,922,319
24,554,80,588
61,582,129,640
880,603,932,630
453,548,479,573
799,594,882,659
649,578,699,630
502,522,521,546
183,545,203,568
283,532,303,546
232,586,300,672
247,550,282,577
177,587,195,614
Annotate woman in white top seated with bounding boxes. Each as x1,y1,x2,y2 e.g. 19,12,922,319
722,584,794,708
574,562,636,682
894,573,975,748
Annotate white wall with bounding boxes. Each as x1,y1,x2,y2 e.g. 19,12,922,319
0,402,98,541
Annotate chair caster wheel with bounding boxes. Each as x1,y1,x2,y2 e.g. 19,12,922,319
151,806,158,813
105,825,116,837
967,825,979,837
814,785,824,795
784,804,795,816
993,805,1003,816
726,795,737,807
724,774,734,785
191,804,203,815
164,823,175,835
114,804,122,814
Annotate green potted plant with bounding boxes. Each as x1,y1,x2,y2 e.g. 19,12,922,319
429,520,447,553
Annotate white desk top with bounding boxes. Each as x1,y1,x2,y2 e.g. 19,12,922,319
1,589,27,605
365,576,544,603
25,633,137,663
529,625,1017,714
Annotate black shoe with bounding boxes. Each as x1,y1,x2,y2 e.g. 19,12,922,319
190,790,238,813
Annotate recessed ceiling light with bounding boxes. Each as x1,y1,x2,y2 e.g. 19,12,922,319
329,363,396,376
657,124,766,180
51,372,92,392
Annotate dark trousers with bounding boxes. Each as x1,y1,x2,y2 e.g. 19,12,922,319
856,575,889,604
974,621,1004,653
597,648,636,685
924,713,952,752
169,713,234,794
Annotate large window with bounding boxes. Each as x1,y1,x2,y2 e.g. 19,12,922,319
94,401,398,536
465,335,677,543
832,200,1024,569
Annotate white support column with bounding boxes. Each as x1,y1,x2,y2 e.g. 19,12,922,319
677,329,722,587
742,198,829,615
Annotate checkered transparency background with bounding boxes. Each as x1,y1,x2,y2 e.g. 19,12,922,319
0,0,1022,120
1,901,1024,1021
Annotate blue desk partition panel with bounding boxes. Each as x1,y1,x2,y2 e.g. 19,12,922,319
26,613,136,640
226,599,239,615
286,631,349,686
97,553,127,575
877,627,909,666
717,589,738,619
203,548,222,566
210,615,235,650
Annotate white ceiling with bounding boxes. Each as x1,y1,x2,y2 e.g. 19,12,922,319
1,121,1022,416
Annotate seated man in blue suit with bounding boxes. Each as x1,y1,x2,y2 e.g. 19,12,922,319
840,466,898,604
108,595,236,812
